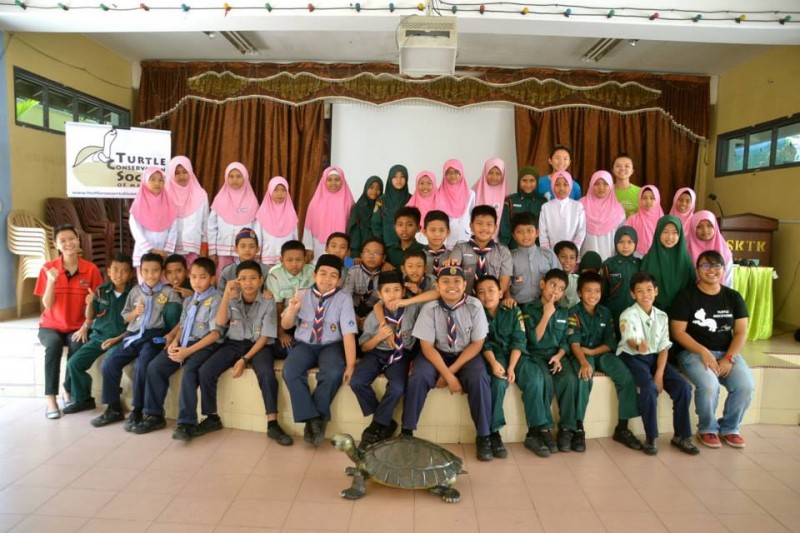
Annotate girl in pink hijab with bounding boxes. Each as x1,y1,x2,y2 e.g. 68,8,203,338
472,158,508,239
687,210,734,287
436,159,475,248
407,170,438,245
165,156,208,266
302,166,355,260
208,162,260,269
625,185,664,256
129,166,178,269
580,170,626,261
669,187,697,238
538,170,586,251
256,176,299,268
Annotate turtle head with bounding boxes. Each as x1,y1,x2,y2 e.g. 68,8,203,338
331,433,355,452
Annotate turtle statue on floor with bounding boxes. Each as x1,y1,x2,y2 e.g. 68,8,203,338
331,433,465,503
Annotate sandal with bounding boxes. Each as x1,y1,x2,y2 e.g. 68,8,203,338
46,408,62,420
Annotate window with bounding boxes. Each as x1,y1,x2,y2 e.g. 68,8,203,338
716,113,800,176
14,67,129,134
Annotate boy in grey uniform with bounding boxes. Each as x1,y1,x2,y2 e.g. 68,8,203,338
282,254,359,447
92,253,182,429
343,236,385,329
510,212,560,305
132,257,222,435
217,228,268,291
192,260,292,444
350,271,420,450
446,205,513,297
401,265,494,462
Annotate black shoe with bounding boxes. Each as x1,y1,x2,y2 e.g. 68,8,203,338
540,429,557,453
378,419,399,441
476,436,493,462
557,429,573,452
524,433,550,457
123,409,143,432
267,424,293,446
643,437,658,456
613,428,644,451
90,406,124,427
400,428,413,437
131,414,166,435
489,432,508,459
303,421,313,443
309,417,326,448
671,435,700,456
571,429,586,452
194,415,223,437
358,424,382,452
172,424,195,442
63,398,96,415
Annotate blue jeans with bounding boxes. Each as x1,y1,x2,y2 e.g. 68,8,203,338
678,350,755,436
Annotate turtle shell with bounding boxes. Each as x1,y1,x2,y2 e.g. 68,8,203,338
362,435,464,489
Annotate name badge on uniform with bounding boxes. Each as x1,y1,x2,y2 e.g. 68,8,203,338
253,326,261,337
330,324,337,332
157,293,168,305
203,298,213,307
512,203,522,208
556,319,567,324
600,322,606,327
463,253,474,258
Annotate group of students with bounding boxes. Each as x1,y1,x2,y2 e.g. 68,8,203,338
35,148,752,462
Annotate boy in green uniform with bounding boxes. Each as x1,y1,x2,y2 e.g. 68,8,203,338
384,206,424,271
566,272,643,452
499,167,545,249
516,268,570,457
63,254,134,414
267,240,314,354
475,275,527,459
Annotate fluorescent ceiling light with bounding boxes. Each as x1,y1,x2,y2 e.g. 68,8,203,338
219,31,259,56
580,38,621,62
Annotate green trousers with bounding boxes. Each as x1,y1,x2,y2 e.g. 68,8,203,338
553,356,580,430
514,355,555,430
488,354,510,433
66,337,116,403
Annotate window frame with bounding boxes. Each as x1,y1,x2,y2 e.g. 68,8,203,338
715,112,800,177
13,67,130,134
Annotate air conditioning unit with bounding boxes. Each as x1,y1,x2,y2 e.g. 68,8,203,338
398,16,457,77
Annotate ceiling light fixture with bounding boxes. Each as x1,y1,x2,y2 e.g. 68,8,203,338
220,31,260,56
580,38,621,62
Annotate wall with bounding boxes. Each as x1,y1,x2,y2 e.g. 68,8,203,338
700,46,800,329
1,33,133,317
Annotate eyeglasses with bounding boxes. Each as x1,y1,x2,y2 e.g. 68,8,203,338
698,263,724,271
362,250,384,257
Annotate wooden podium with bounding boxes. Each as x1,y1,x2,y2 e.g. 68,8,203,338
719,213,780,267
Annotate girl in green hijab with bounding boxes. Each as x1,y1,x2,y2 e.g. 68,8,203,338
640,215,696,311
371,164,411,247
602,225,642,327
348,176,383,257
498,166,545,249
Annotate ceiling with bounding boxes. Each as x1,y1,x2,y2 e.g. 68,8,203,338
2,1,799,77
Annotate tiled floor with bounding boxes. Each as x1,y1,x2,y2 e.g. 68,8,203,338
0,397,798,533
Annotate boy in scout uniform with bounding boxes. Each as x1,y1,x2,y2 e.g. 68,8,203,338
421,210,451,275
475,275,528,459
63,254,134,414
509,212,560,305
445,205,513,297
191,260,292,444
343,236,386,330
350,271,420,450
92,253,182,429
267,240,315,354
384,206,424,271
401,265,494,462
281,254,359,448
566,272,643,453
515,268,570,457
217,228,269,291
130,258,222,436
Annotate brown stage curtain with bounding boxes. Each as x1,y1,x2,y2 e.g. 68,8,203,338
515,107,699,211
141,97,325,234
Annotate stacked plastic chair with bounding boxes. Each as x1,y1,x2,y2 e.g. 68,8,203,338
7,210,56,318
45,198,114,271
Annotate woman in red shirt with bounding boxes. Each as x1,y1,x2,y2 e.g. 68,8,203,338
34,224,103,419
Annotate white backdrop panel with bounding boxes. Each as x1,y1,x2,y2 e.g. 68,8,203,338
331,101,518,199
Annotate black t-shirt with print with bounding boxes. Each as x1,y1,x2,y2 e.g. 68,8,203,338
670,285,748,351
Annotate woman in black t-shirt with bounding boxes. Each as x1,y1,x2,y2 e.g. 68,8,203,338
669,250,755,449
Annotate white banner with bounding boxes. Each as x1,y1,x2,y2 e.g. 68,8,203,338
65,122,172,199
